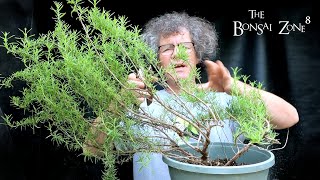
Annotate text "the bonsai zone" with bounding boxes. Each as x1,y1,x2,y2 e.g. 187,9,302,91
232,10,311,36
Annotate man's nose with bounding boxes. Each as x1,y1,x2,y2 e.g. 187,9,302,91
170,46,179,59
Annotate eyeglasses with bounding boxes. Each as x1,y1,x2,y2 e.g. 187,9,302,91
158,42,194,56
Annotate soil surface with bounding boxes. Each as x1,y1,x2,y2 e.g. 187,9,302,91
181,158,247,166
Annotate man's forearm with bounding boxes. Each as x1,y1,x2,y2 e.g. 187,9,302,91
231,80,299,129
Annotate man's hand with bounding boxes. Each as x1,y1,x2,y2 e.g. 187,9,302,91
83,117,107,157
128,72,153,105
198,60,233,93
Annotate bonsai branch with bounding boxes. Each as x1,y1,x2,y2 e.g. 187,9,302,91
224,142,252,166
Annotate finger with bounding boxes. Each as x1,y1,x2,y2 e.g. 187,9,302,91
128,72,158,85
201,60,226,92
128,73,146,89
203,60,215,71
136,90,152,104
203,60,219,77
135,89,150,96
137,97,145,104
128,73,138,80
138,70,159,83
128,79,146,89
215,60,231,76
197,60,218,90
197,82,210,90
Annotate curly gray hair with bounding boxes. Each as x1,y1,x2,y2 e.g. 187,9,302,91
141,11,219,62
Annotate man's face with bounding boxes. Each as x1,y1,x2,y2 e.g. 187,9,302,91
158,28,198,82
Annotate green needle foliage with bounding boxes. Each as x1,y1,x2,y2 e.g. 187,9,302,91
1,1,160,179
0,0,279,179
228,68,278,145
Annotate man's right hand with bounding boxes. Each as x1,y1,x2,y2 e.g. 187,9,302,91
83,117,106,157
128,72,152,105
